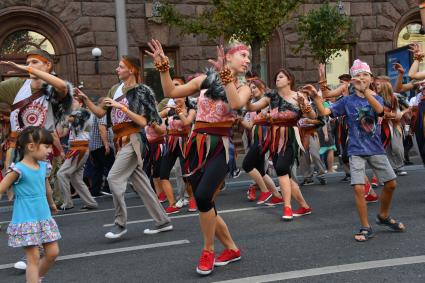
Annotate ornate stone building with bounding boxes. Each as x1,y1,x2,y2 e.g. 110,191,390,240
0,0,424,98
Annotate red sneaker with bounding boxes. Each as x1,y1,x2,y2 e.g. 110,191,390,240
293,207,312,217
365,193,379,203
165,205,180,214
371,176,379,188
247,184,257,202
282,206,293,221
256,191,272,204
214,249,241,266
188,198,197,212
196,250,215,275
158,192,167,203
364,182,371,198
265,195,284,206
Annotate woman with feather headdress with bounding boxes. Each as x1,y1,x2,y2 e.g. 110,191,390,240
147,39,253,276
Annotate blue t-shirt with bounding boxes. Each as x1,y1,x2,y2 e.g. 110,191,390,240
330,93,385,156
10,161,52,224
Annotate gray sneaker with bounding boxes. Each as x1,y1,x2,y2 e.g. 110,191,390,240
143,223,173,235
105,224,127,239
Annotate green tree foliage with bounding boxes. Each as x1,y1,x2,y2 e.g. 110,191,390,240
296,2,352,64
158,0,303,76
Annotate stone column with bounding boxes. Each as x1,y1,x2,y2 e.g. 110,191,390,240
115,0,128,57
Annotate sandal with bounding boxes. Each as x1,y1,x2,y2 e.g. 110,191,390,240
354,226,374,242
376,215,405,232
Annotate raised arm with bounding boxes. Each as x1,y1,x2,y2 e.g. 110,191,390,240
408,43,425,80
146,39,204,98
0,61,68,98
393,63,414,93
74,88,107,118
303,85,332,117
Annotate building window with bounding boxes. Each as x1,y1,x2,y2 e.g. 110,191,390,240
141,49,177,101
0,30,56,80
326,49,350,89
397,22,425,71
0,30,55,57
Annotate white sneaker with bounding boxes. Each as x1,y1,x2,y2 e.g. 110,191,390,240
175,198,189,208
397,170,407,176
105,224,127,239
14,259,27,270
143,224,173,235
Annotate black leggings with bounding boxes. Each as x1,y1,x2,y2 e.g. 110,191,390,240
242,144,266,176
160,146,184,180
272,145,295,177
188,149,228,213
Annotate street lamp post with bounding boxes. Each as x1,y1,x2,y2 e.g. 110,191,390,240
338,0,345,15
91,47,102,74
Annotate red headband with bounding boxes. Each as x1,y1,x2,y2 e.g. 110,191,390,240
227,44,249,55
27,54,50,64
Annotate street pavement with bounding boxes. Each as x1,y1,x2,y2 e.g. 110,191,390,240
0,166,425,282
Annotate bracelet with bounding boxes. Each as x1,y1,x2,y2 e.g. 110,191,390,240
154,58,170,72
300,104,313,114
414,53,424,62
219,68,234,85
121,106,128,113
27,67,33,74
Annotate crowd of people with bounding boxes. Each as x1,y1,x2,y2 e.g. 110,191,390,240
0,39,424,282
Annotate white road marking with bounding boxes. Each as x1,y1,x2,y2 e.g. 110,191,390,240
104,206,273,227
0,205,145,225
0,239,190,270
213,255,425,283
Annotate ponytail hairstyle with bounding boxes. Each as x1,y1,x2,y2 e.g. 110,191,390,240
14,126,53,162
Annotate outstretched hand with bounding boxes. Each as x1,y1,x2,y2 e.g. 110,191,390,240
393,63,405,75
302,84,319,99
145,39,168,65
208,45,226,71
0,61,28,72
73,88,88,101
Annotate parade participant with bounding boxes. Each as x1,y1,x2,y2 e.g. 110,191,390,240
298,115,327,186
89,97,115,196
319,65,351,182
306,59,405,242
144,118,167,208
74,55,172,239
0,127,60,283
241,78,282,205
406,44,425,166
147,39,252,276
160,94,197,214
246,68,314,220
56,98,98,210
375,77,409,176
0,49,72,197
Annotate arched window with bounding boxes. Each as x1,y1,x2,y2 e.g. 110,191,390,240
397,22,425,71
0,30,55,56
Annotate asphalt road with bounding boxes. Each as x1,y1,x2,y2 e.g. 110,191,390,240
0,166,425,283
